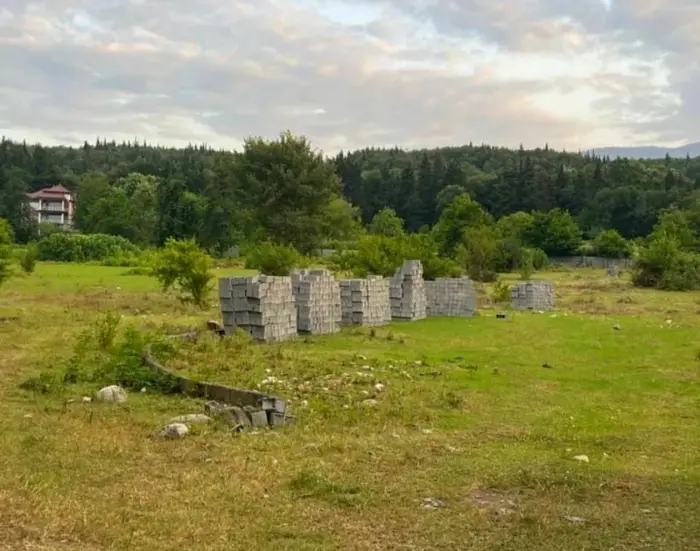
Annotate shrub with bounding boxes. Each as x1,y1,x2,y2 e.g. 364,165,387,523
151,238,214,308
530,248,549,270
350,235,404,277
19,245,38,274
404,234,461,279
518,250,534,280
346,234,460,280
592,229,631,258
0,245,12,288
37,232,138,262
491,279,511,303
91,327,181,393
633,234,700,291
244,241,303,276
0,218,14,245
368,208,405,238
455,226,501,282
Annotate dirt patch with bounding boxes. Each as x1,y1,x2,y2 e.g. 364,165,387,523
467,489,517,516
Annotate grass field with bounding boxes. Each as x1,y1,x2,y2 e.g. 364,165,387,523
1,263,700,550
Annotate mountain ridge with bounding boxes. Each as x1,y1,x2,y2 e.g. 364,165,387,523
589,142,700,159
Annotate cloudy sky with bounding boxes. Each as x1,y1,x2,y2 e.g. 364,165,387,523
0,0,698,154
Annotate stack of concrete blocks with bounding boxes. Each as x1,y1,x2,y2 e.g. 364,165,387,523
425,277,478,317
339,276,391,326
219,275,297,341
390,260,427,321
510,281,555,311
291,269,342,334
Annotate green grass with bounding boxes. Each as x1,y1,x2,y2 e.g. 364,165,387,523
1,263,700,550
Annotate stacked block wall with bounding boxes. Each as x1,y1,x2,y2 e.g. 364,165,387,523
219,275,297,341
510,281,555,311
291,269,342,334
425,277,477,317
339,277,391,326
390,260,427,320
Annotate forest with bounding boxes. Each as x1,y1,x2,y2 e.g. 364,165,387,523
1,132,700,288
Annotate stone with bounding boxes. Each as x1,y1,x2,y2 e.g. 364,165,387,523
573,454,590,463
249,410,269,427
95,385,127,403
169,414,213,425
158,422,189,439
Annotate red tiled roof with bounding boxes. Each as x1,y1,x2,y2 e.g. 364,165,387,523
27,185,75,199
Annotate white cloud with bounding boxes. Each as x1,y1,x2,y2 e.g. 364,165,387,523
0,0,697,154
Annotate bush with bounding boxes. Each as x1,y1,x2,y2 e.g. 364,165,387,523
91,327,181,393
633,234,700,291
518,250,534,280
345,234,460,280
0,218,14,245
530,248,549,270
455,226,500,282
19,245,38,274
151,238,214,307
350,235,405,277
0,245,12,288
368,208,405,238
592,229,630,258
37,232,138,262
491,279,511,303
244,241,304,275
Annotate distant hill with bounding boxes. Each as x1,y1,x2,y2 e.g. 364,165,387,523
590,142,700,159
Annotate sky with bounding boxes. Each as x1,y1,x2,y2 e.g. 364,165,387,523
0,0,698,154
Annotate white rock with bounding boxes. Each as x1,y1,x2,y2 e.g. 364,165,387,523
414,361,423,366
140,387,147,393
362,399,378,407
358,355,367,360
374,383,386,392
95,385,127,403
613,324,621,331
168,414,212,425
158,423,189,439
573,454,590,463
81,396,92,403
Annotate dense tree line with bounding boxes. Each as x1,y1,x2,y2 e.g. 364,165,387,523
2,134,700,254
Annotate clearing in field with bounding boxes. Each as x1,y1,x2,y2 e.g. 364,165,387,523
1,264,700,550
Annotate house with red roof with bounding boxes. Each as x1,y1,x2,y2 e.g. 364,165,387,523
27,185,76,228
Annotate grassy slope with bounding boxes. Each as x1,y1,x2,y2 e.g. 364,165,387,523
1,264,699,550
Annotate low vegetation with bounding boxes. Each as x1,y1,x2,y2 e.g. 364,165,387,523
1,262,700,550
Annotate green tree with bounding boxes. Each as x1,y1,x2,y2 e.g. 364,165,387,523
235,131,342,254
319,197,363,244
592,229,630,258
369,207,405,238
650,209,696,251
526,209,582,256
433,193,493,255
455,225,501,282
496,211,534,241
151,238,213,308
